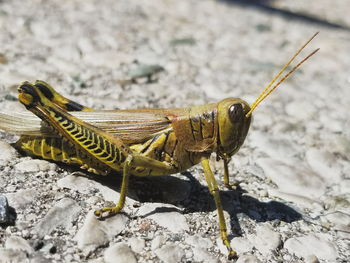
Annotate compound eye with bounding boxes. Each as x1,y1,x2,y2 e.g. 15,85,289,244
229,103,243,123
18,83,40,107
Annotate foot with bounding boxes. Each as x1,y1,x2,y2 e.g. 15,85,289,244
94,206,122,219
228,249,238,260
224,180,239,190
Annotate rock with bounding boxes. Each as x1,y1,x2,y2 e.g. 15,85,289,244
248,224,281,255
257,158,326,198
236,255,261,263
0,195,13,225
192,247,218,263
155,244,185,263
284,233,338,261
151,235,166,250
321,211,350,230
305,255,320,263
128,64,165,80
75,211,128,254
40,243,57,254
5,236,33,254
57,174,97,194
128,237,145,253
137,203,189,233
0,141,18,165
15,159,56,173
35,198,81,238
104,243,136,263
0,248,27,262
267,189,323,211
282,254,292,262
185,234,213,249
5,188,37,210
324,194,350,211
230,237,254,254
306,148,342,183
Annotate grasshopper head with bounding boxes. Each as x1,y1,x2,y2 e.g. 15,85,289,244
217,98,252,157
18,82,41,108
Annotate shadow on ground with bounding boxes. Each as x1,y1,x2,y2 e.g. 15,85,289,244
90,170,302,237
220,0,350,30
0,206,17,228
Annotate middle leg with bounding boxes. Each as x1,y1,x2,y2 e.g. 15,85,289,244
201,158,237,260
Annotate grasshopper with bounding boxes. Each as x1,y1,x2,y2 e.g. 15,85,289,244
0,33,318,259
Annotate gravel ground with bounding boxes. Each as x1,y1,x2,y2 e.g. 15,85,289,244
0,0,349,262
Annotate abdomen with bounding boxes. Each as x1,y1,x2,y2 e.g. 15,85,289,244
16,129,209,177
16,136,111,175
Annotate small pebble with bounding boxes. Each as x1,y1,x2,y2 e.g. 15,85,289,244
151,235,166,250
236,255,261,263
75,212,128,254
5,236,34,254
305,254,320,263
128,237,145,253
15,159,56,173
231,237,254,255
257,158,326,198
35,198,81,238
284,233,338,261
0,141,18,165
5,189,37,211
248,224,281,255
192,247,218,263
104,243,137,263
137,203,189,233
40,243,57,254
185,234,213,249
0,248,27,262
155,244,185,263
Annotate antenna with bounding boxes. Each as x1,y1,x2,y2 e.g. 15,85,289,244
246,32,319,117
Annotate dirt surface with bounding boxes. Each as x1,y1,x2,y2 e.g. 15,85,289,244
0,0,349,262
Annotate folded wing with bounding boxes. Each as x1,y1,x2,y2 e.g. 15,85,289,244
0,109,172,144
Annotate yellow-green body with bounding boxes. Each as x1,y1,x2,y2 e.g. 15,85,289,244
16,102,239,177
